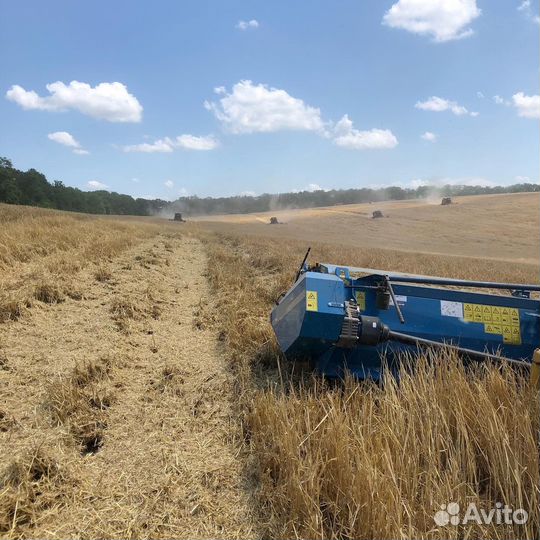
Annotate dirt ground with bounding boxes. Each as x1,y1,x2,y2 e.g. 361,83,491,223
0,234,256,538
193,193,540,264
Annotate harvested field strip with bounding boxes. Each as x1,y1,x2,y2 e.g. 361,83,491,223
0,203,162,324
202,232,540,540
0,230,255,538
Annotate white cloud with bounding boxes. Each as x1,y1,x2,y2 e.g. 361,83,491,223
6,81,142,122
123,138,174,153
236,19,259,30
292,183,329,193
518,0,540,24
123,134,218,153
421,131,437,141
240,190,256,197
332,115,398,150
493,94,511,105
412,176,495,187
476,91,484,98
512,92,540,119
47,131,89,154
175,134,219,150
410,178,428,188
415,96,477,116
515,175,531,182
204,80,324,134
449,177,496,187
382,0,481,42
205,81,398,152
164,180,174,189
87,180,108,190
48,131,80,148
131,177,140,183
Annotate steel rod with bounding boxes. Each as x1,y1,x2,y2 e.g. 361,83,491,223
388,330,531,368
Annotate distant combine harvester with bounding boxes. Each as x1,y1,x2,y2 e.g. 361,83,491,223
171,213,186,222
372,210,384,219
441,197,452,206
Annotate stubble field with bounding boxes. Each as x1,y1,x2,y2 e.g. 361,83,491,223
0,193,539,539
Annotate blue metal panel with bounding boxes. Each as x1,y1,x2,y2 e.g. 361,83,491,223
271,266,540,381
352,277,540,362
271,272,345,357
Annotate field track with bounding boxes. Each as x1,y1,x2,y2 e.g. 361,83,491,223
1,234,255,538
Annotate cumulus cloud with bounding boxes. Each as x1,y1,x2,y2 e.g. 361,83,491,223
204,80,324,134
87,180,108,190
476,91,484,98
206,81,398,151
175,134,219,150
518,0,540,24
512,92,540,119
415,96,477,116
47,131,89,154
382,0,481,42
332,115,398,150
240,190,256,197
421,131,437,141
123,138,173,153
6,81,142,122
515,175,531,182
123,134,219,153
236,19,259,30
48,131,80,148
164,180,174,189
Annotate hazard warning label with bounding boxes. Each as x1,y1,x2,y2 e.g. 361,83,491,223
306,290,318,312
464,303,521,344
355,291,366,312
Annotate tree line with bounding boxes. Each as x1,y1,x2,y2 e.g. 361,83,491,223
0,157,537,217
0,157,168,216
171,182,539,216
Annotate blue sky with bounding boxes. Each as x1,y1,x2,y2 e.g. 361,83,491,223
1,0,538,199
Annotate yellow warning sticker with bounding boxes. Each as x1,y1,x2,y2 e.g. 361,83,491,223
484,323,502,334
355,291,366,312
465,303,522,344
306,290,318,312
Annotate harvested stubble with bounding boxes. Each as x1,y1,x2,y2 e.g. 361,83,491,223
43,358,114,454
0,448,71,534
203,232,540,540
1,216,255,538
0,203,162,323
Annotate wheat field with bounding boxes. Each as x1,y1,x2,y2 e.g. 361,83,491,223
0,196,539,539
202,231,539,540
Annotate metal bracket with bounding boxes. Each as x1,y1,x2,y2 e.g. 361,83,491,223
336,301,360,348
384,275,406,324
